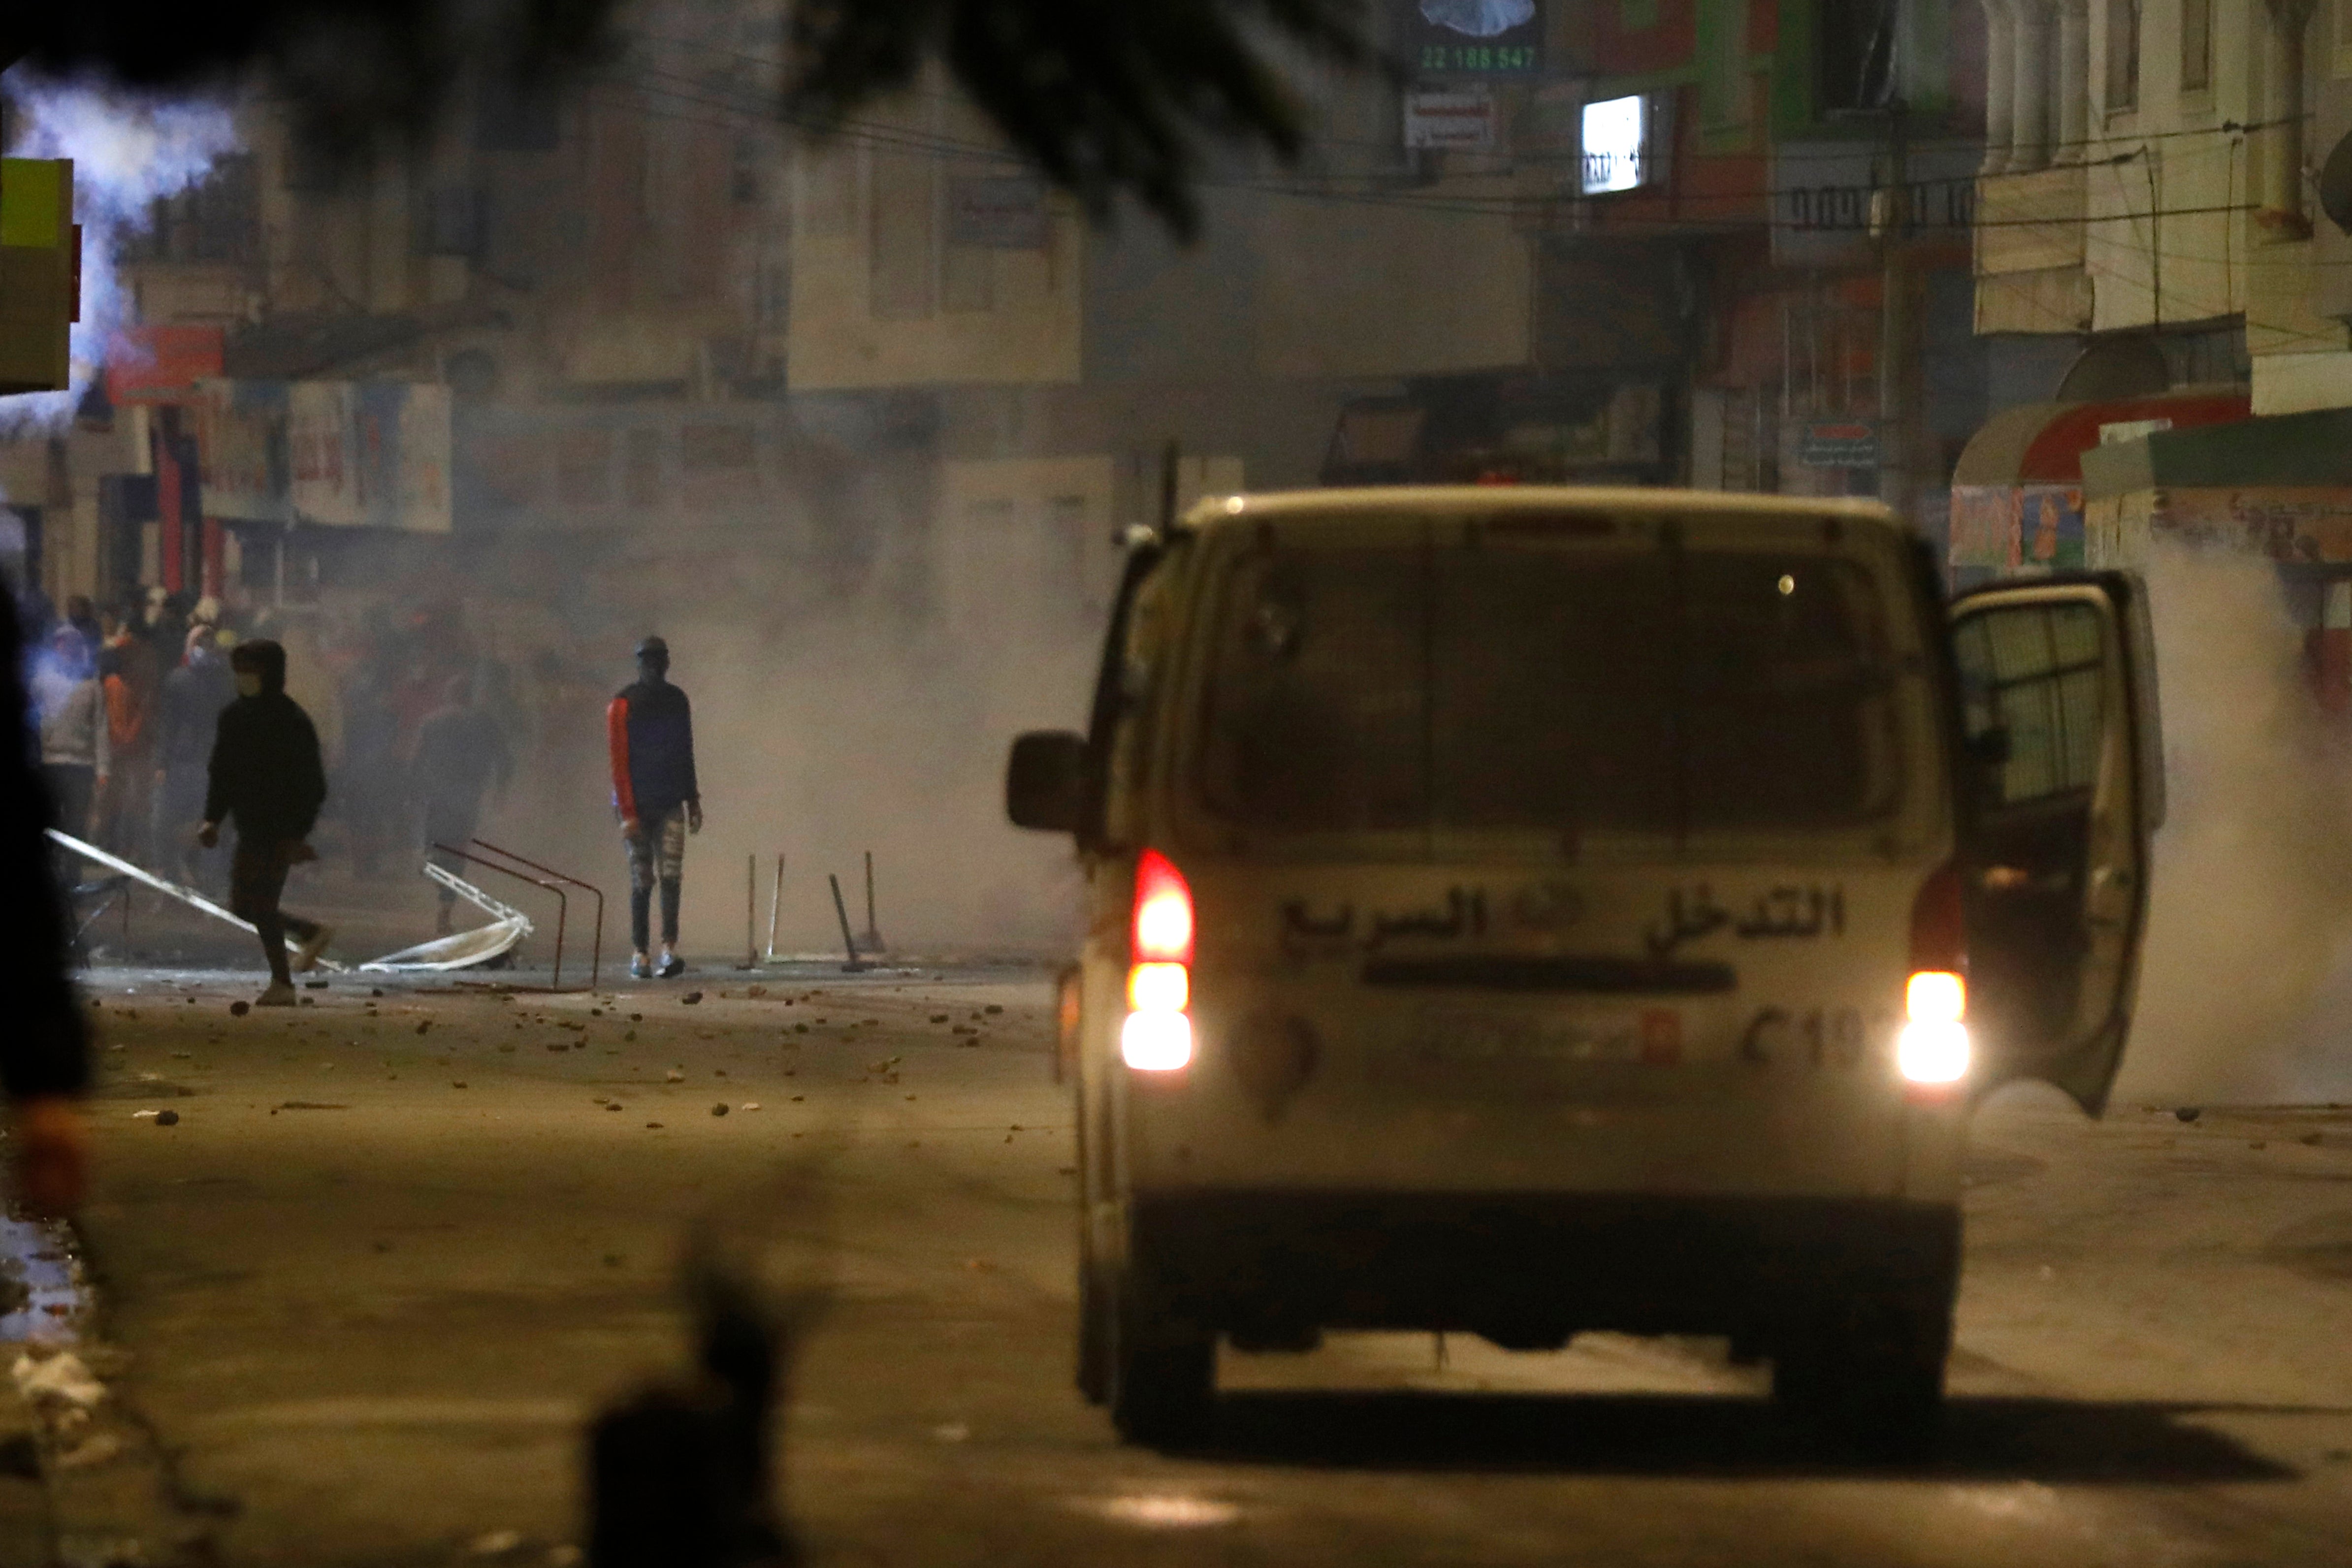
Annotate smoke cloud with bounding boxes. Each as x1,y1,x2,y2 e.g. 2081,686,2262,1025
2110,546,2352,1107
0,72,240,430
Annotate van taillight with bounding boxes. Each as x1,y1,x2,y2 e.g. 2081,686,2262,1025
1124,850,1193,1071
1131,848,1195,965
1901,862,1970,1088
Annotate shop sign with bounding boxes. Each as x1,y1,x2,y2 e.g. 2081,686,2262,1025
106,324,223,406
1400,0,1543,76
1404,88,1497,150
1771,141,1981,267
1580,95,1653,194
1795,418,1881,469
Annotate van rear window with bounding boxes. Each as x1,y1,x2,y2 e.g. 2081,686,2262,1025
1195,523,1906,839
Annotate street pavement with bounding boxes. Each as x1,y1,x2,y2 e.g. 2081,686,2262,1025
20,961,2352,1566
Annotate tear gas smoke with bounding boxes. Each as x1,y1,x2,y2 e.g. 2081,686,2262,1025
0,73,241,430
2111,546,2352,1106
425,510,1101,963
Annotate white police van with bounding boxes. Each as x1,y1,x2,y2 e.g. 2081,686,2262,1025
1006,486,2161,1446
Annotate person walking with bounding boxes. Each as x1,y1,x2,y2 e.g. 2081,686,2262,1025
607,636,701,980
99,624,160,860
31,625,109,841
410,671,513,935
155,626,238,892
199,640,334,1005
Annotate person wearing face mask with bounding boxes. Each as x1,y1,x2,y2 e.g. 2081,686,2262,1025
30,625,108,841
198,640,334,1004
607,636,702,980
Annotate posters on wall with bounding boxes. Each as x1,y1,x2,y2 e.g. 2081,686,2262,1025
193,379,289,524
209,379,451,533
1950,484,2086,573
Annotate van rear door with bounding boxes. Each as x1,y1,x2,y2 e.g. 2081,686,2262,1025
1949,575,2163,1115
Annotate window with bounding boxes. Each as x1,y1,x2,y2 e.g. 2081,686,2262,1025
1196,520,1906,840
2106,0,2141,113
1952,602,2106,806
2182,0,2213,91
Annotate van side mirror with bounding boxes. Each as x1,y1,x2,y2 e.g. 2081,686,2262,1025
1006,731,1086,833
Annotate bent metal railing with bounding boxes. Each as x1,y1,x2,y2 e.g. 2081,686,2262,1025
469,839,606,993
427,842,602,993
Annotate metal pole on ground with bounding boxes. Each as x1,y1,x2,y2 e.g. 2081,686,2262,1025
765,852,784,961
859,850,887,955
828,874,868,973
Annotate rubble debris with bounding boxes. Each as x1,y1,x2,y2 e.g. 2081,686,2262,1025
741,1103,760,1112
985,1004,1003,1015
55,1432,123,1471
645,1122,663,1130
452,1082,469,1089
2176,1107,2202,1123
710,1103,729,1117
681,992,703,1005
276,1102,348,1111
467,1529,524,1557
417,1023,432,1036
13,1349,105,1413
155,1110,180,1127
229,1001,250,1018
666,1069,686,1084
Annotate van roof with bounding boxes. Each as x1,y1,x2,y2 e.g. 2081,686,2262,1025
1177,485,1902,535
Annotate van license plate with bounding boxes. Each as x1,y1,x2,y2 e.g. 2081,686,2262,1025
1382,1007,1683,1073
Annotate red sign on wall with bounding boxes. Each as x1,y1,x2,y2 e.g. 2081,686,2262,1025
105,324,225,406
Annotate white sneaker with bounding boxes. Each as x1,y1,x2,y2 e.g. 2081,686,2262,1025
293,925,336,973
256,981,298,1008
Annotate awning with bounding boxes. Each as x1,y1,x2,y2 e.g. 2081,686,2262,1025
1952,389,2253,489
2082,405,2352,498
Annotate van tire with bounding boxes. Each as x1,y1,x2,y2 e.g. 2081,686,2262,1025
1772,1292,1949,1454
1108,1274,1214,1447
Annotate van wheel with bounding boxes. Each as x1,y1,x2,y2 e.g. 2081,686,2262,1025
1108,1274,1214,1447
1772,1293,1949,1455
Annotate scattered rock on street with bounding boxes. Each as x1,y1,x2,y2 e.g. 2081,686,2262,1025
229,1001,250,1017
155,1109,180,1127
710,1102,729,1117
681,991,703,1005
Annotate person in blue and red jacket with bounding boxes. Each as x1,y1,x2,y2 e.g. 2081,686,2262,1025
608,636,702,979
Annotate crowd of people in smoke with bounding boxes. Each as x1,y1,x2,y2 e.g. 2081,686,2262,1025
13,579,519,912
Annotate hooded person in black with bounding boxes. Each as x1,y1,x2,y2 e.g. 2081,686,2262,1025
200,640,334,1003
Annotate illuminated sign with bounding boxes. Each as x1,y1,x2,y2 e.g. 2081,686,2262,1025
1401,0,1544,77
1580,96,1651,194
